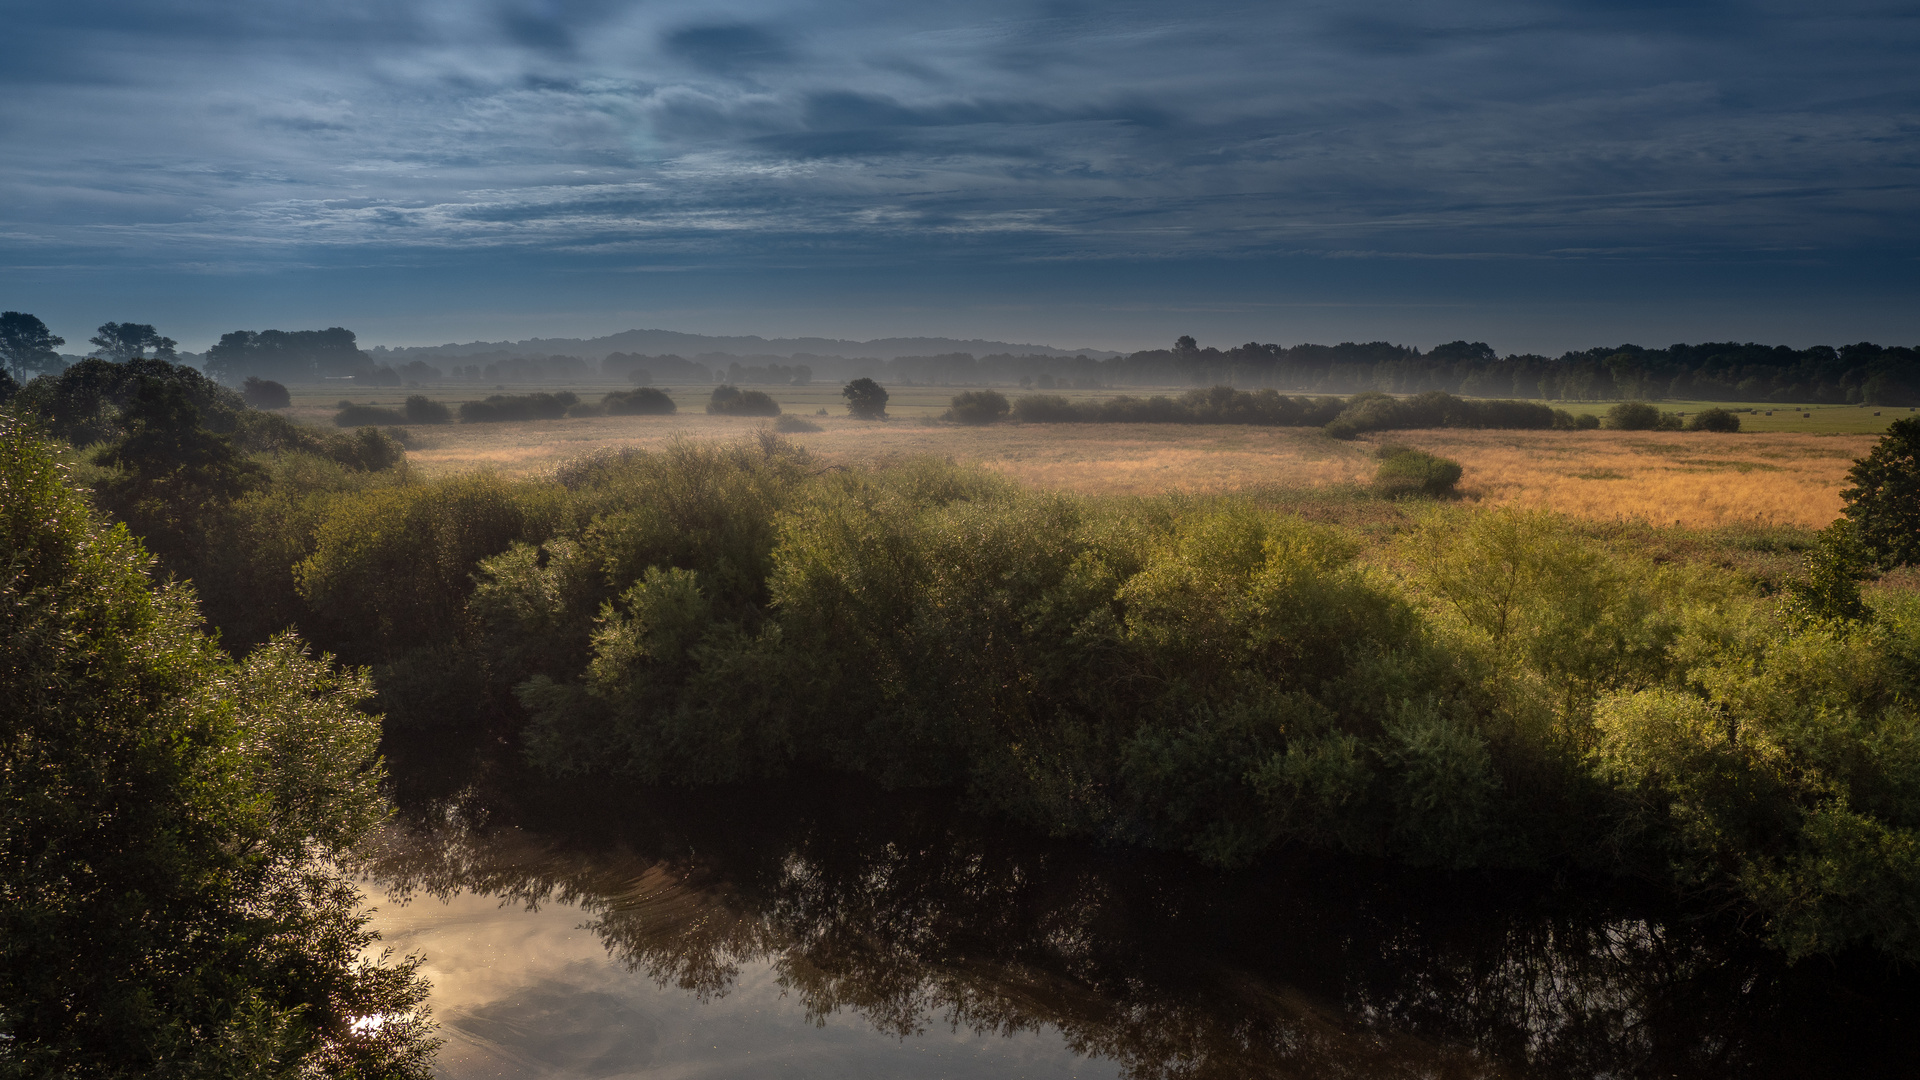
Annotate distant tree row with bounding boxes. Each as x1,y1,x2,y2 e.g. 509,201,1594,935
7,311,1918,405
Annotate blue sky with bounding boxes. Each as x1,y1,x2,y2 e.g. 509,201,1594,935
2,0,1916,354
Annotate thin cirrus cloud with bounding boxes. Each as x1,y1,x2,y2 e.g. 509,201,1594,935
0,0,1916,348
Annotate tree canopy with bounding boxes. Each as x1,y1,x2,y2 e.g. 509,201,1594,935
842,377,889,419
89,321,178,363
1841,416,1920,568
0,312,64,380
0,419,435,1076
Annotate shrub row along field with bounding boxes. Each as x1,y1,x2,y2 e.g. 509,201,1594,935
9,354,1920,970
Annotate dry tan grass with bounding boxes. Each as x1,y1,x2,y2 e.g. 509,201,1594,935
391,416,1871,528
1380,429,1874,528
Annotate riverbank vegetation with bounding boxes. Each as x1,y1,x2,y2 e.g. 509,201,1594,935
0,419,435,1076
7,356,1920,1016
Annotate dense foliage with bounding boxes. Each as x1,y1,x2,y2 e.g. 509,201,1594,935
842,377,889,418
602,386,676,415
706,385,781,416
93,424,1892,964
1842,417,1920,569
1006,387,1606,436
943,388,1009,425
241,377,291,409
10,352,1920,971
458,391,577,422
0,421,433,1077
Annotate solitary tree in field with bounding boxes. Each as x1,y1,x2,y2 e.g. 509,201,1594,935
0,311,65,380
1841,416,1920,568
843,377,889,419
88,321,177,362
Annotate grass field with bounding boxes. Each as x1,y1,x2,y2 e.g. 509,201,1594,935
285,383,1894,528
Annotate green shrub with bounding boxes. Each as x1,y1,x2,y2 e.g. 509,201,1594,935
1685,407,1741,432
335,400,405,426
241,376,290,409
1009,393,1081,422
1552,409,1601,430
707,385,781,416
295,473,563,663
403,394,452,424
773,413,821,432
1593,594,1920,959
1604,401,1680,431
1373,445,1464,497
15,356,245,446
458,391,577,422
943,389,1011,425
603,386,677,415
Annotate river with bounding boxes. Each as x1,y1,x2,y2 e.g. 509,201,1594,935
362,750,1920,1079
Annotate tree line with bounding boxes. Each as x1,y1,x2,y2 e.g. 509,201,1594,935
7,312,1915,404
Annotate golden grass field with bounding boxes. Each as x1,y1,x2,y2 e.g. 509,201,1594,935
285,385,1890,528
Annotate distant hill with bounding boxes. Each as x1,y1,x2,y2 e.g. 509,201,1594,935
367,328,1122,362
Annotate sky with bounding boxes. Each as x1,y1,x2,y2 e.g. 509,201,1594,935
2,0,1916,355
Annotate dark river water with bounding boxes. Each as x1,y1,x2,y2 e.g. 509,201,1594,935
364,744,1920,1080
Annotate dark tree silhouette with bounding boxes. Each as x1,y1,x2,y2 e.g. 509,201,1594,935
241,376,291,409
842,377,889,419
0,311,65,379
91,378,261,558
89,322,177,363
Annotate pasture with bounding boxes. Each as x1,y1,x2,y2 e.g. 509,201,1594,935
288,383,1893,528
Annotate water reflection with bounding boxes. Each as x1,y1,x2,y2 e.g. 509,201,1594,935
368,760,1920,1080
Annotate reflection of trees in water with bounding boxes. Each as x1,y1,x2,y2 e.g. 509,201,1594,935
368,779,1919,1080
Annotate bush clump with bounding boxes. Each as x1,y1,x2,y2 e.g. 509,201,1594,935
774,414,821,433
241,376,290,409
1684,407,1741,432
603,387,677,415
458,391,578,423
707,385,782,417
1373,445,1465,497
1326,392,1558,439
403,394,452,424
1605,401,1681,431
943,389,1010,425
334,400,406,427
1552,409,1601,430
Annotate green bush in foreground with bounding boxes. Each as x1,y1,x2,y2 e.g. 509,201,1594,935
0,421,435,1077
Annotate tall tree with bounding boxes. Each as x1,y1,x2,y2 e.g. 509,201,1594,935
0,418,436,1076
0,311,65,380
89,321,178,362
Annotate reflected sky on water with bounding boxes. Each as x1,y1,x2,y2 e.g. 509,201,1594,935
364,760,1920,1080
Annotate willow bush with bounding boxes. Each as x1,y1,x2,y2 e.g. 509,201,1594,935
18,391,1920,964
